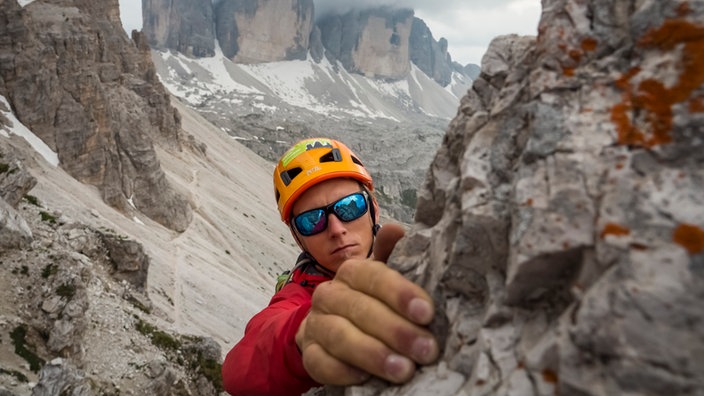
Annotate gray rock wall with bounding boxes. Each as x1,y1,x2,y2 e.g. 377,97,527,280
142,0,215,57
409,17,452,87
334,0,704,394
0,0,193,232
215,0,314,63
317,7,414,80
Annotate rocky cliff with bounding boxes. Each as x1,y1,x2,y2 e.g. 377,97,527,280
215,0,314,63
0,0,193,232
142,0,215,57
320,0,704,394
141,1,473,85
317,7,413,80
409,17,452,87
0,135,223,394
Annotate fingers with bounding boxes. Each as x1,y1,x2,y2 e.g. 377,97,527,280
300,256,439,386
304,277,439,383
303,309,418,384
335,259,434,325
313,280,437,365
373,223,406,263
301,342,370,385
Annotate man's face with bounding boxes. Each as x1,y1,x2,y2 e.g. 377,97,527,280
291,178,375,272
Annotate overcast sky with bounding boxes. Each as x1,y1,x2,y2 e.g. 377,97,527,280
119,0,541,66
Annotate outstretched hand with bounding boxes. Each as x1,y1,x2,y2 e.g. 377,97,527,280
296,224,439,386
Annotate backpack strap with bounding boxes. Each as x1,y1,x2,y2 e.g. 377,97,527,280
274,252,334,293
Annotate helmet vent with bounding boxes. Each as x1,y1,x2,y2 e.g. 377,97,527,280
351,155,364,167
319,148,342,163
280,167,302,186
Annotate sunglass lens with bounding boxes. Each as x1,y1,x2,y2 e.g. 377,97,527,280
295,209,326,236
333,193,368,222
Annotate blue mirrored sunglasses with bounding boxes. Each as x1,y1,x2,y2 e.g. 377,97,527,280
293,192,369,236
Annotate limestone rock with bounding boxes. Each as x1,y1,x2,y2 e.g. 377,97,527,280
0,142,37,208
409,17,452,87
318,7,414,80
215,0,314,63
0,198,32,249
99,231,150,290
337,0,704,394
0,0,193,232
142,0,215,57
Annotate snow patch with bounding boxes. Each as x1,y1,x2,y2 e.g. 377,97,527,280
0,95,59,167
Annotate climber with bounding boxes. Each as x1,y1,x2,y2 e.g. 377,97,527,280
221,138,439,395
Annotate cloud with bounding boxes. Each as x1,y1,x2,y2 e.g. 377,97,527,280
312,0,540,65
119,0,142,34
412,0,540,65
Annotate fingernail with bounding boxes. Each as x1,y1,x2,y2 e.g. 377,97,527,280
408,298,432,323
412,337,438,363
384,354,414,381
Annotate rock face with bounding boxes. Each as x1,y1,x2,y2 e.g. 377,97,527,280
142,2,475,84
0,143,35,249
142,0,215,57
317,7,413,80
409,17,452,86
215,0,314,62
334,0,704,394
0,171,223,394
0,0,193,232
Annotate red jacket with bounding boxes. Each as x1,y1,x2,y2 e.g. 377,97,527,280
222,255,333,395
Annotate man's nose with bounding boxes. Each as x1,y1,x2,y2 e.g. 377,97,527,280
326,213,347,235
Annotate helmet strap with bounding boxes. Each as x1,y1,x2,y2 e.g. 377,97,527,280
365,189,380,258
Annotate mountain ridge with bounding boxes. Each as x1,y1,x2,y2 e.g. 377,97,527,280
142,0,476,87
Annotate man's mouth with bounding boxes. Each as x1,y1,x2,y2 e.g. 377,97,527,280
332,244,355,254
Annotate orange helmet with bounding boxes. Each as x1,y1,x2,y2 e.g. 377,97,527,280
274,138,373,223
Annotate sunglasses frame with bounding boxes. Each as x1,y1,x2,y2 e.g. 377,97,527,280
293,191,370,237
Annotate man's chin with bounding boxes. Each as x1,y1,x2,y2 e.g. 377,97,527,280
325,248,365,271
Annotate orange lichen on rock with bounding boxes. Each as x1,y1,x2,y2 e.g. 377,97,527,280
611,17,704,148
673,223,704,254
569,49,582,62
542,369,558,384
690,96,704,112
581,37,598,52
601,223,631,238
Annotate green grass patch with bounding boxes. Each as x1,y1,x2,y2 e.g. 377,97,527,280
0,367,28,383
0,162,9,174
10,325,44,373
42,263,58,279
195,357,223,392
136,319,181,351
39,211,57,224
24,195,40,207
56,283,76,300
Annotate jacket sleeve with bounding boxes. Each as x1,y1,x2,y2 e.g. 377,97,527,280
222,283,320,396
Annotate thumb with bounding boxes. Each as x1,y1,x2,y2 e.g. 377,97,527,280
372,223,405,263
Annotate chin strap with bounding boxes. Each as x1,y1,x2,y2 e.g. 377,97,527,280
366,199,380,258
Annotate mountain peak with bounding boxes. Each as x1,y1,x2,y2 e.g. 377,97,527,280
142,0,473,86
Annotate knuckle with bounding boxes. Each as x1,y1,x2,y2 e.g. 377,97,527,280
335,259,361,280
